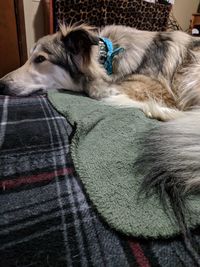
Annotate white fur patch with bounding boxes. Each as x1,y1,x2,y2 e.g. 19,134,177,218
1,60,82,96
103,94,184,121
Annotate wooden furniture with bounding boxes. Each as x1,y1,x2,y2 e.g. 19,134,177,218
0,0,27,78
190,13,200,34
49,0,54,34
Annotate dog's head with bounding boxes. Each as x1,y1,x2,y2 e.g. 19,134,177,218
0,24,99,96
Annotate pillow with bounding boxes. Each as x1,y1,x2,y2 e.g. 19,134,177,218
53,0,171,31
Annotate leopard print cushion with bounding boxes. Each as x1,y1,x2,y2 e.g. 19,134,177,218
53,0,171,32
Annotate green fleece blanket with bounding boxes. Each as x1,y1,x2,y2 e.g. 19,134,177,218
48,91,200,238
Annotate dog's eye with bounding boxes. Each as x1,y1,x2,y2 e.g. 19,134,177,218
34,55,46,63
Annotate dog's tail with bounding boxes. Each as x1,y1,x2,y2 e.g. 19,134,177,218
136,112,200,264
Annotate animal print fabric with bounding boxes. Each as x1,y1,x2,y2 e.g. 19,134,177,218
53,0,171,31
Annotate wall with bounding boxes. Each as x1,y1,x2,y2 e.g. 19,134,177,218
173,0,199,31
23,0,49,55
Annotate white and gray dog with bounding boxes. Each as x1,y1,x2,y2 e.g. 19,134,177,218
1,24,200,261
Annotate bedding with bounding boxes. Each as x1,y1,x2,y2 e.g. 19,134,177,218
48,91,200,238
53,0,171,32
0,95,199,267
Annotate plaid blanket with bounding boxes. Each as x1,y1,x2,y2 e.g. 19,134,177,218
0,95,199,267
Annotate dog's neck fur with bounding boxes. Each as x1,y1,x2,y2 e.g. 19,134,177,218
79,26,195,102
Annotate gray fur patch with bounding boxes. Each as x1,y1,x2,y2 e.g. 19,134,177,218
136,33,171,76
41,38,83,81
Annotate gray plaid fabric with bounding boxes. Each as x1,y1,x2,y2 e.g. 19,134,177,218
0,95,199,267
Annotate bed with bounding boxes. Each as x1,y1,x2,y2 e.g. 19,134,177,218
0,95,200,267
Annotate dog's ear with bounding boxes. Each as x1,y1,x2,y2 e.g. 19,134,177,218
61,26,98,67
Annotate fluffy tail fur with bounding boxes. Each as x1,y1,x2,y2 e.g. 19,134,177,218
136,112,200,264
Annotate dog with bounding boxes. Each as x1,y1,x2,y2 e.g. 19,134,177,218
1,24,200,119
1,24,200,262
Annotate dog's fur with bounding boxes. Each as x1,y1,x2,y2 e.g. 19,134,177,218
1,24,200,262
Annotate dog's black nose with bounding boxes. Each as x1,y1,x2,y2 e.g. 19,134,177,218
0,81,8,95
